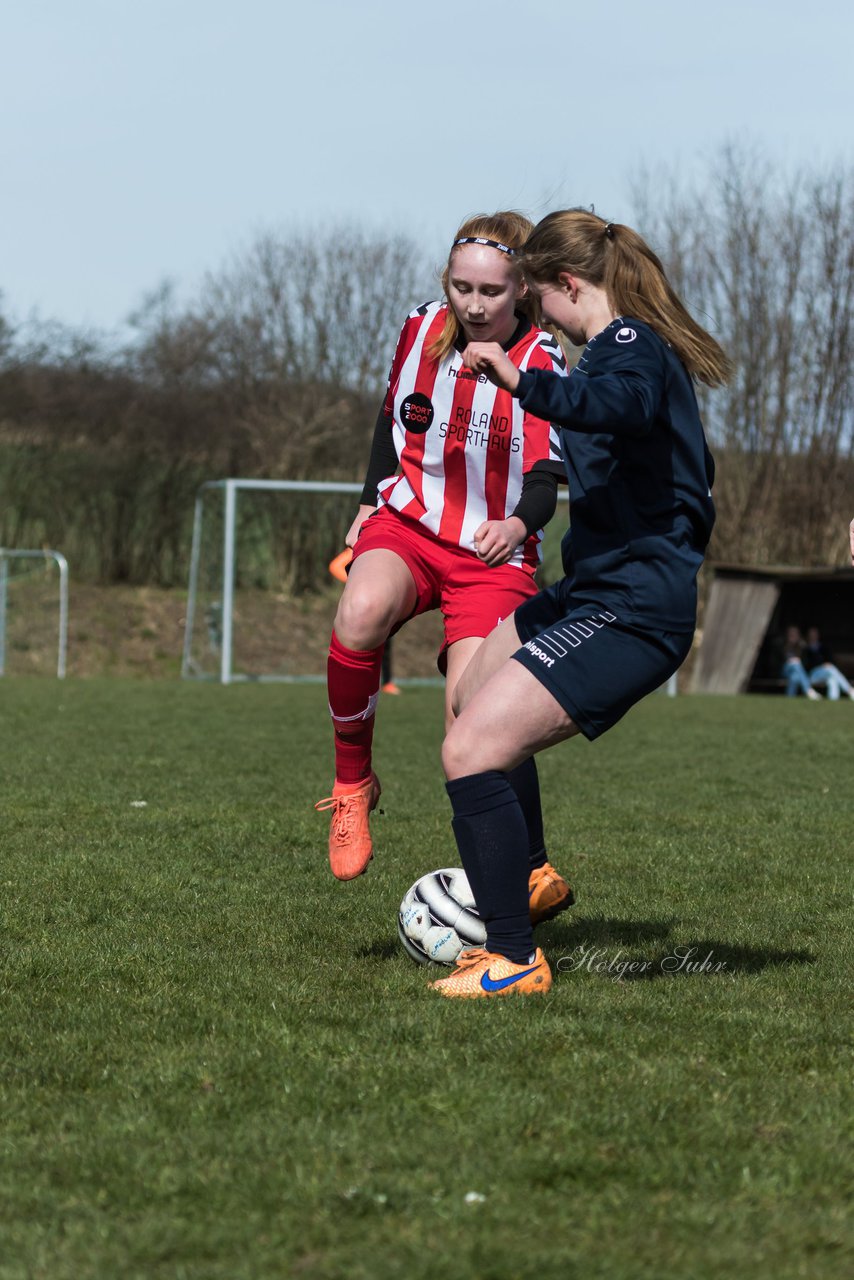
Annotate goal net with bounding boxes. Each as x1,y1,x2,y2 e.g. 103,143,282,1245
181,480,377,683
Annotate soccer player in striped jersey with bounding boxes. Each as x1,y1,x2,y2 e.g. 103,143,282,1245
316,211,571,917
432,209,730,998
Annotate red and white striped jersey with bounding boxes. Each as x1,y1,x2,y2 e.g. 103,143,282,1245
377,301,565,573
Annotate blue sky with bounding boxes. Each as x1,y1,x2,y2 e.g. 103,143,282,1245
2,0,852,335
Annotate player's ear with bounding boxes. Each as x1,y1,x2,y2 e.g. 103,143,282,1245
557,271,578,302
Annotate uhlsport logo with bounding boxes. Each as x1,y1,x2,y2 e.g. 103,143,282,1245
523,640,555,668
525,611,617,666
400,392,434,433
615,327,637,344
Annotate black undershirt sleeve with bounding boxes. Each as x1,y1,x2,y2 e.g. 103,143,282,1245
359,406,399,506
509,464,561,535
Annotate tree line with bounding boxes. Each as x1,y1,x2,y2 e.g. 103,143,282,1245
634,147,853,566
1,150,851,589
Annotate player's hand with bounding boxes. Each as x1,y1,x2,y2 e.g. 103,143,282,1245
473,517,526,566
346,505,377,548
462,342,521,393
849,518,854,565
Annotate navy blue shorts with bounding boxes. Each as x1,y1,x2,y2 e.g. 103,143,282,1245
512,582,693,740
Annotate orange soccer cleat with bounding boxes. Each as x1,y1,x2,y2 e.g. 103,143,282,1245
429,947,552,999
315,772,382,881
528,861,575,926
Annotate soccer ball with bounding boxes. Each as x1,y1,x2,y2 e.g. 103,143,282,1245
398,867,486,966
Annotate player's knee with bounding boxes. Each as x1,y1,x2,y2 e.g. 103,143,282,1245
334,587,394,650
442,720,474,781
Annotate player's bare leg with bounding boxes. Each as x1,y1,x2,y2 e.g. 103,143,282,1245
451,614,525,718
333,549,418,651
443,635,484,732
319,549,418,880
444,658,578,778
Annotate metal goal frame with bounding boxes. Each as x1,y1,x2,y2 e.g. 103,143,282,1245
181,479,362,684
0,548,69,678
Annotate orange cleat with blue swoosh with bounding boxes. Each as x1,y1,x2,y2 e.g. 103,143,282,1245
429,947,552,998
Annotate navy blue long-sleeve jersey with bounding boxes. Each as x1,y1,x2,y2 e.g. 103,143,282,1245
515,317,716,632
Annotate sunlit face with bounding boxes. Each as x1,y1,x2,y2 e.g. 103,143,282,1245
447,244,524,346
532,279,584,345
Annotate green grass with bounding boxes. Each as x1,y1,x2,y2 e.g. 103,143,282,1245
0,680,851,1279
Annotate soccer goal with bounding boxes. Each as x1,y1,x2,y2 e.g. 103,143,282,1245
0,549,69,677
181,479,363,684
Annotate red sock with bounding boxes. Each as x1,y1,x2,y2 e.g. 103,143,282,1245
327,630,384,785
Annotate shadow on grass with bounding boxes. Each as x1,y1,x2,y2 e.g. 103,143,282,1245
360,916,817,978
621,939,817,980
546,914,678,951
547,916,816,980
356,938,401,961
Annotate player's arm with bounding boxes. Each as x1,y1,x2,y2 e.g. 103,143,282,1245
474,467,560,566
346,404,400,546
849,518,854,565
473,336,565,566
514,364,660,436
462,342,521,393
359,404,399,506
485,327,665,437
464,332,663,438
348,313,414,546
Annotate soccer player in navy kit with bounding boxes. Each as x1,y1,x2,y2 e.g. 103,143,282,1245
431,208,731,998
316,212,572,924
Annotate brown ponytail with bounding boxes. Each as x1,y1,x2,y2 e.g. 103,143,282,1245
520,209,731,387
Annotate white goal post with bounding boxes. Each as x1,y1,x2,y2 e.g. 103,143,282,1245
181,478,362,684
0,548,69,678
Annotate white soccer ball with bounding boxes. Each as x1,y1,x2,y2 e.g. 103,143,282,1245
397,867,486,966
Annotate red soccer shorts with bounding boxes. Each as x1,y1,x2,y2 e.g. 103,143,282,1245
351,506,538,671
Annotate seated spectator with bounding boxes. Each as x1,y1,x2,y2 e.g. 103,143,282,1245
781,625,821,699
803,626,854,702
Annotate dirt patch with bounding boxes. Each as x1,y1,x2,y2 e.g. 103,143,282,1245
5,579,700,689
2,583,445,680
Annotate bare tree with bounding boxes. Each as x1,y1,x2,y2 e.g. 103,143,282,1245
194,225,432,478
0,226,435,586
633,147,854,566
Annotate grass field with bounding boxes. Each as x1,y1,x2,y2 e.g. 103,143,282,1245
0,679,851,1279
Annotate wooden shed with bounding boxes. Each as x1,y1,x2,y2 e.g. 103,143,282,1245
691,563,854,694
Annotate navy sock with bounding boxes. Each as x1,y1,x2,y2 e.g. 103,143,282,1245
445,771,534,964
506,757,547,870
